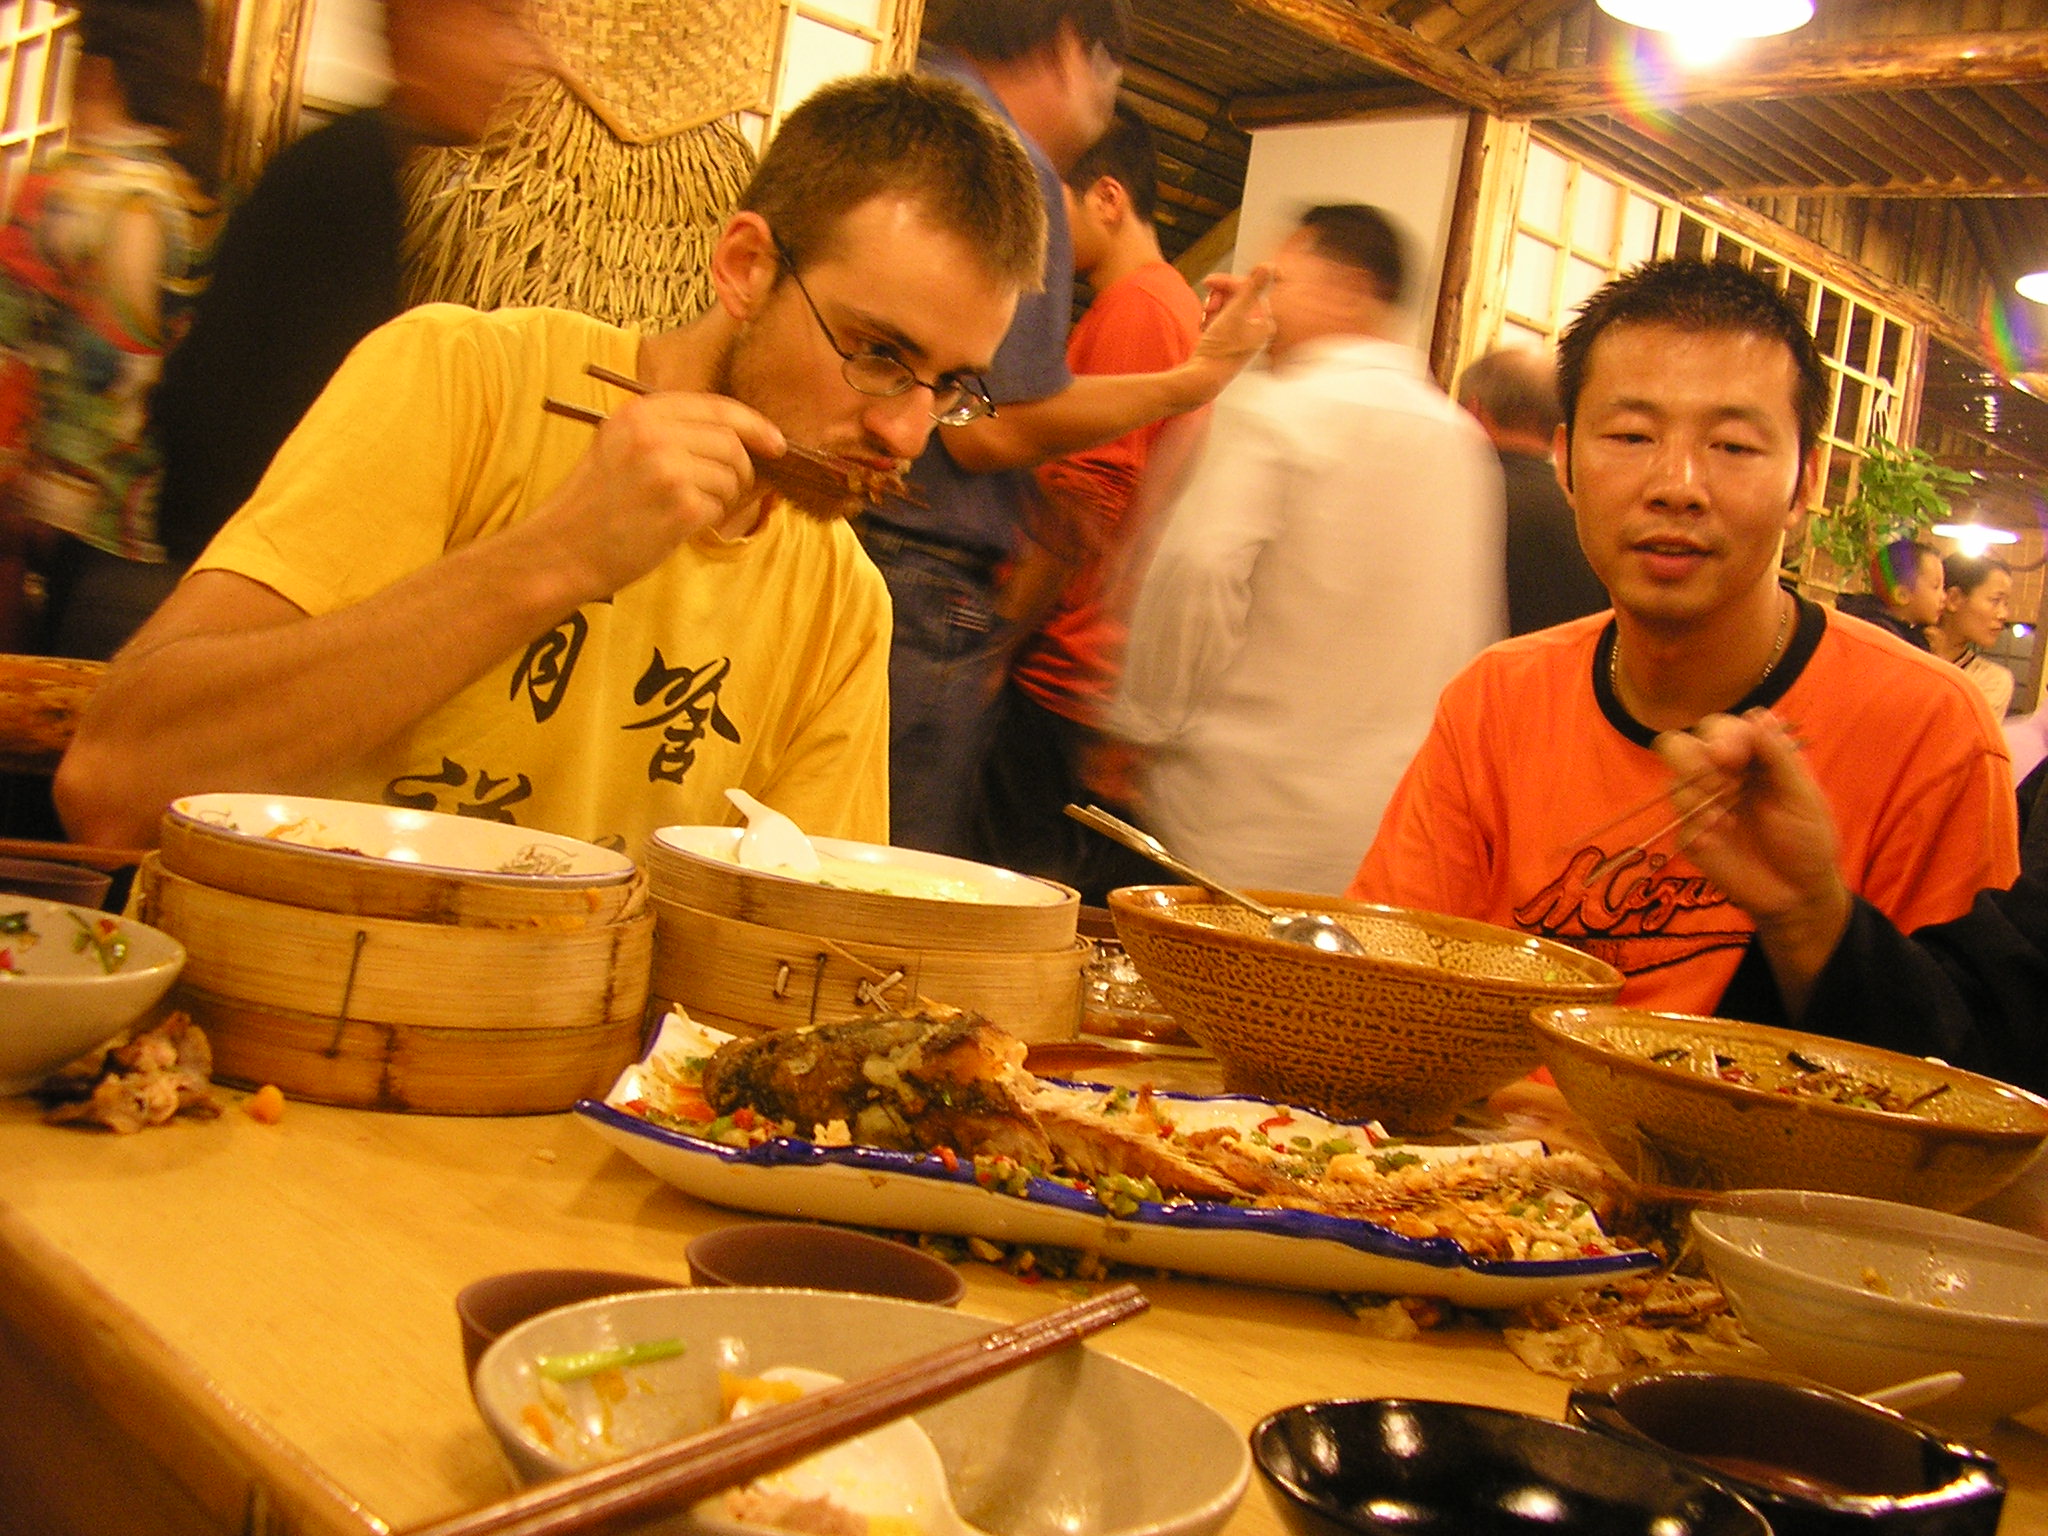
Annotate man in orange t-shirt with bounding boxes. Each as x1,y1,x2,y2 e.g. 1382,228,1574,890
977,108,1204,898
1352,259,2016,1016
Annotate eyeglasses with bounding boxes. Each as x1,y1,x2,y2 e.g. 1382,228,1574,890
773,237,996,428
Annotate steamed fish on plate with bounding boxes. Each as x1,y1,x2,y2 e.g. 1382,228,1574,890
624,1010,1636,1263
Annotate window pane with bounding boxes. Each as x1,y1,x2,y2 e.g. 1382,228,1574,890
806,0,885,27
777,16,878,120
1562,255,1608,318
1573,172,1619,258
1507,232,1559,324
1521,141,1569,238
1620,196,1659,265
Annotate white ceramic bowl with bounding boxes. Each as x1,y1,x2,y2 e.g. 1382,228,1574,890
1692,1189,2048,1428
0,896,186,1093
167,792,635,884
473,1287,1249,1536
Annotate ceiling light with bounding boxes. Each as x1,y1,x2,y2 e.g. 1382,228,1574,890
1932,522,2021,558
2017,271,2048,304
1597,0,1814,41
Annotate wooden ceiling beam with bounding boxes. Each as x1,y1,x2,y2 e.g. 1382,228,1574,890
1768,99,1907,191
1228,0,1507,110
1710,177,2048,199
1229,80,1461,129
1422,0,1534,53
1500,30,2048,119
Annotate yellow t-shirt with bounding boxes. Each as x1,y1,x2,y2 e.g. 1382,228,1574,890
194,304,891,853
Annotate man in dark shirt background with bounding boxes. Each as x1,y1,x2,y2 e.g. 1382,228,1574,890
1458,346,1608,635
148,0,544,568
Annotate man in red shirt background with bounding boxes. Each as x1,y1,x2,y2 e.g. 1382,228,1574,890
976,107,1204,898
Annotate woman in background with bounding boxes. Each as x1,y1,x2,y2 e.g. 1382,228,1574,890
0,0,219,659
1926,553,2016,721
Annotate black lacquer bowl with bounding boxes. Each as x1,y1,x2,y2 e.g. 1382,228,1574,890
1251,1398,1768,1536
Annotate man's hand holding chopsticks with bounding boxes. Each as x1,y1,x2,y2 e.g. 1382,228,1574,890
532,391,787,604
1655,710,1854,1017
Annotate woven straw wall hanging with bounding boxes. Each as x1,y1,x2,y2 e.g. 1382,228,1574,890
401,0,778,331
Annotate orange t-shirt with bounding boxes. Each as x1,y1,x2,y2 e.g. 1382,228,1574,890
1012,260,1204,726
1352,602,2019,1015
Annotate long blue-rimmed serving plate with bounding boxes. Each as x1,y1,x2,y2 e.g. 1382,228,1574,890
574,1014,1659,1306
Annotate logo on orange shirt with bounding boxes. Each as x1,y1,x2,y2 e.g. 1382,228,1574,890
1515,846,1751,978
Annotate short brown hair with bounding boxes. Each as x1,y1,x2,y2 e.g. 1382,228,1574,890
1558,258,1828,462
1457,348,1561,439
739,72,1046,294
922,0,1131,64
1299,204,1405,305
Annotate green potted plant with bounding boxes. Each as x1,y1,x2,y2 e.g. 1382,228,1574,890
1805,432,1972,580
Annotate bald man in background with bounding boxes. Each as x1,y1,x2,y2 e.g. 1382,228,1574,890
1458,346,1608,636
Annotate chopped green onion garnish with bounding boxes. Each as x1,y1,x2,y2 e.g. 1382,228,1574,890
534,1338,685,1381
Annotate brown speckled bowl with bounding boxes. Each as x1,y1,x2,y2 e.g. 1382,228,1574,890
1108,886,1623,1132
1532,1006,2048,1211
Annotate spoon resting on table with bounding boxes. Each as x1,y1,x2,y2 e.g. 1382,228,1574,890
1063,804,1368,957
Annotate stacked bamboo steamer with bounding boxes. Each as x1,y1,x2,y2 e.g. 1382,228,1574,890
643,827,1084,1042
137,794,653,1114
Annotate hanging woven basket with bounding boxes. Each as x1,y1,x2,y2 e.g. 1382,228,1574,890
401,0,777,329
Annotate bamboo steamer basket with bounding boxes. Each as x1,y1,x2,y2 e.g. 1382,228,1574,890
133,856,653,1114
643,827,1083,1042
643,828,1079,950
159,792,641,929
648,897,1085,1043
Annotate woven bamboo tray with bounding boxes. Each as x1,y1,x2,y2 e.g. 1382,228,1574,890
643,828,1079,952
649,897,1085,1045
134,857,653,1114
159,813,646,929
160,793,641,929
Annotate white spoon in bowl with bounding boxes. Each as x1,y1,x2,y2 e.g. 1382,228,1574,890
725,789,822,877
692,1366,990,1536
1860,1370,1966,1414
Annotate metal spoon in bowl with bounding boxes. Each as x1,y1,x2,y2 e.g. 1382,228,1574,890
1064,804,1368,957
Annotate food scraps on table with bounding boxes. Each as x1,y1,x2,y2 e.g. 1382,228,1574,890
244,1083,287,1124
619,1008,1639,1266
40,1011,221,1132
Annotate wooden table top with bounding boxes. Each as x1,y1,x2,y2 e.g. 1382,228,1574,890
3,1091,2045,1536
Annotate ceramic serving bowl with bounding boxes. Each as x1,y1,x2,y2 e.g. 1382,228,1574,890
685,1222,965,1306
160,791,638,927
1108,887,1622,1131
473,1287,1249,1536
1690,1190,2048,1428
1251,1398,1767,1536
0,896,185,1094
1531,1007,2048,1211
1568,1370,2004,1536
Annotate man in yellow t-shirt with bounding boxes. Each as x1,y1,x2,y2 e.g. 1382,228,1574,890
55,74,1049,855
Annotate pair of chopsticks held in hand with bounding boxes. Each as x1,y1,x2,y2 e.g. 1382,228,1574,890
1572,713,1807,882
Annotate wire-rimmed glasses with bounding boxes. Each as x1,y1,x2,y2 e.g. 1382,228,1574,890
773,236,996,427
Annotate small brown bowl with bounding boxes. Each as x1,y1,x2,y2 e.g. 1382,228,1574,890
455,1267,681,1377
0,856,113,909
685,1222,965,1306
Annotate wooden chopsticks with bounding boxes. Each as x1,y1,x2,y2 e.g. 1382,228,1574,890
404,1283,1150,1536
1564,721,1807,881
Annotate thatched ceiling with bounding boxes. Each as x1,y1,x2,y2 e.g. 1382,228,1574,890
1121,0,2048,480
